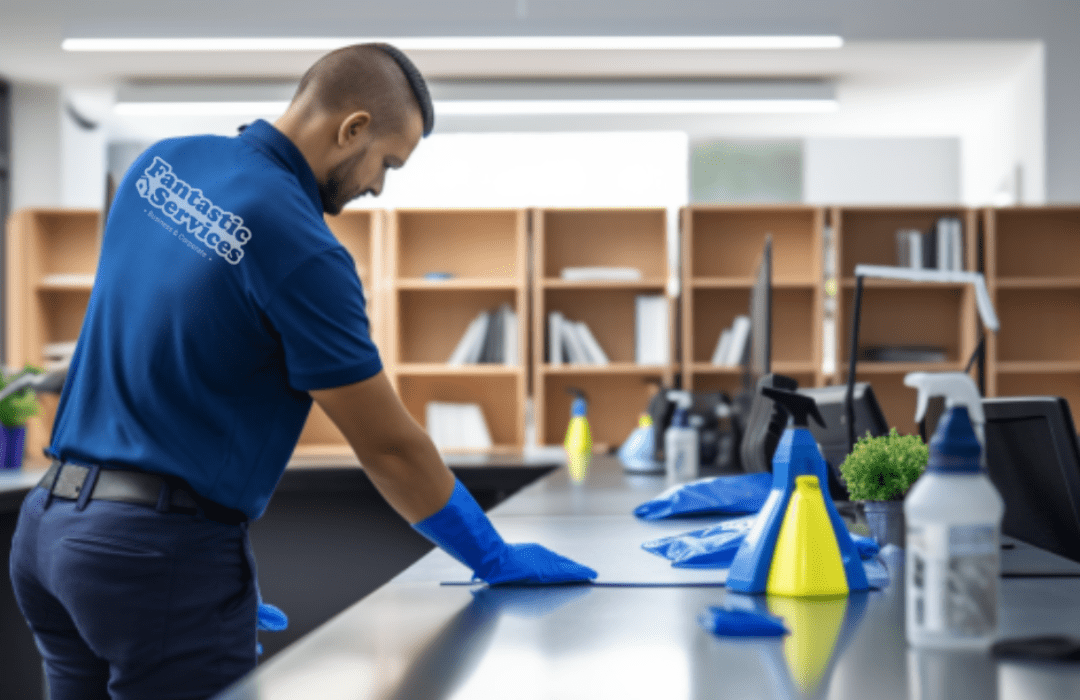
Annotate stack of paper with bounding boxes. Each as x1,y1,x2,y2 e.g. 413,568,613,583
711,315,751,367
560,267,642,282
447,304,519,365
548,312,610,365
425,402,493,451
635,295,669,365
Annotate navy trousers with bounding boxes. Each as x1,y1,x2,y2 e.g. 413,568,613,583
9,486,258,700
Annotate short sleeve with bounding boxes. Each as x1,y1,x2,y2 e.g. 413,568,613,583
265,248,383,391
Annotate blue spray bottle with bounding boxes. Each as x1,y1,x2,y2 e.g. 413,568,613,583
726,387,869,595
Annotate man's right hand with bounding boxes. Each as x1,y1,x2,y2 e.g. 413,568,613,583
481,542,597,586
413,479,597,586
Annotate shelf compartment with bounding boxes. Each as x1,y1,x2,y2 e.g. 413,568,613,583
536,208,667,280
38,273,95,290
392,209,524,280
544,288,670,365
397,288,520,365
996,361,1080,373
30,210,100,277
686,206,821,280
542,363,669,375
692,277,817,289
397,374,524,449
989,208,1080,279
835,207,972,279
294,403,348,456
396,278,520,291
689,287,816,365
685,371,817,395
326,210,377,287
539,373,661,447
396,363,522,376
994,372,1080,418
841,361,965,375
840,279,968,290
853,372,921,436
35,289,91,350
541,278,667,291
838,286,970,364
994,277,1080,290
995,288,1080,363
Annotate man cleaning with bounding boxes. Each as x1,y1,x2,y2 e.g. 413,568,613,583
9,43,595,700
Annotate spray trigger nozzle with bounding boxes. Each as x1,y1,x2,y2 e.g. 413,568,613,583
761,387,826,429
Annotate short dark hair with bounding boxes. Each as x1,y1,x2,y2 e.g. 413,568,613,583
293,43,434,137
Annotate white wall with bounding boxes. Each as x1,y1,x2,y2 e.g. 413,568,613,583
360,131,688,210
803,138,960,205
60,87,110,208
10,82,61,210
350,130,689,294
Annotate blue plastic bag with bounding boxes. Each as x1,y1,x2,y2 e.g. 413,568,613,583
641,515,757,568
633,473,773,520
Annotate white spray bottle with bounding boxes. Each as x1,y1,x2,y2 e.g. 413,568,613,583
664,390,698,484
902,372,1004,649
903,372,986,456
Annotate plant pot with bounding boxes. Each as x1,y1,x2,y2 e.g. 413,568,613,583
1,425,26,471
862,500,905,549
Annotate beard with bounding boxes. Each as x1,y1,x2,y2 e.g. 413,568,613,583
319,147,367,215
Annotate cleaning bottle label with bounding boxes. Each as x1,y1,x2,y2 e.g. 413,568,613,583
907,524,998,637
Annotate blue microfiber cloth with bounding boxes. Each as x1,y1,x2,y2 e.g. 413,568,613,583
642,520,892,588
633,472,773,520
698,607,788,637
851,533,880,560
641,515,757,569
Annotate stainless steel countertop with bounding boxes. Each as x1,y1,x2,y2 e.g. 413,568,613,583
215,456,1080,700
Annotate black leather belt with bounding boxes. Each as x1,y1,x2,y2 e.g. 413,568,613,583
39,460,247,525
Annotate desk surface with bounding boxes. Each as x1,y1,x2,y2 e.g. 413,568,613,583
215,457,1080,700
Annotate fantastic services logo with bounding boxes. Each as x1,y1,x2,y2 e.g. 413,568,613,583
135,156,251,265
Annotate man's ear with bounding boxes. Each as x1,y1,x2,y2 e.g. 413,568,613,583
337,111,373,148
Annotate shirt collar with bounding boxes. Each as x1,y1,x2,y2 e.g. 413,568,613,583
239,120,322,213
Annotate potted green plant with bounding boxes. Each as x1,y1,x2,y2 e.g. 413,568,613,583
0,367,43,471
839,428,929,547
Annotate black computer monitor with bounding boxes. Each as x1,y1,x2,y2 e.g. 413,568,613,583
745,235,772,389
799,382,890,500
982,396,1080,563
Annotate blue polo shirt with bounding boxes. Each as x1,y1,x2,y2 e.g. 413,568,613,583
49,120,383,520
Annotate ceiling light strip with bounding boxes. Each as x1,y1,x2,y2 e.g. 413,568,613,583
66,35,843,53
114,99,837,117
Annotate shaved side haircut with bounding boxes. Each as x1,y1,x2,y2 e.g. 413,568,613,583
293,43,434,137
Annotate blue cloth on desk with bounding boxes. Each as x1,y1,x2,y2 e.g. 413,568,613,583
641,515,757,569
633,473,773,521
643,518,891,588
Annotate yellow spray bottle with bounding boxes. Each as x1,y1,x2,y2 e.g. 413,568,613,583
564,389,592,482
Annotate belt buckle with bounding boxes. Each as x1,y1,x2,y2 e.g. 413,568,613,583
53,463,91,500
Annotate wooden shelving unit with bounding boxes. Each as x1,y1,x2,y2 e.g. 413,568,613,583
5,208,101,463
833,206,979,435
532,208,674,448
4,207,388,464
293,209,388,459
681,205,825,396
983,206,1080,413
383,208,529,451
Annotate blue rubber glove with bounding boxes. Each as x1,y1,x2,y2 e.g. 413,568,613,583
414,480,597,585
257,601,288,632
